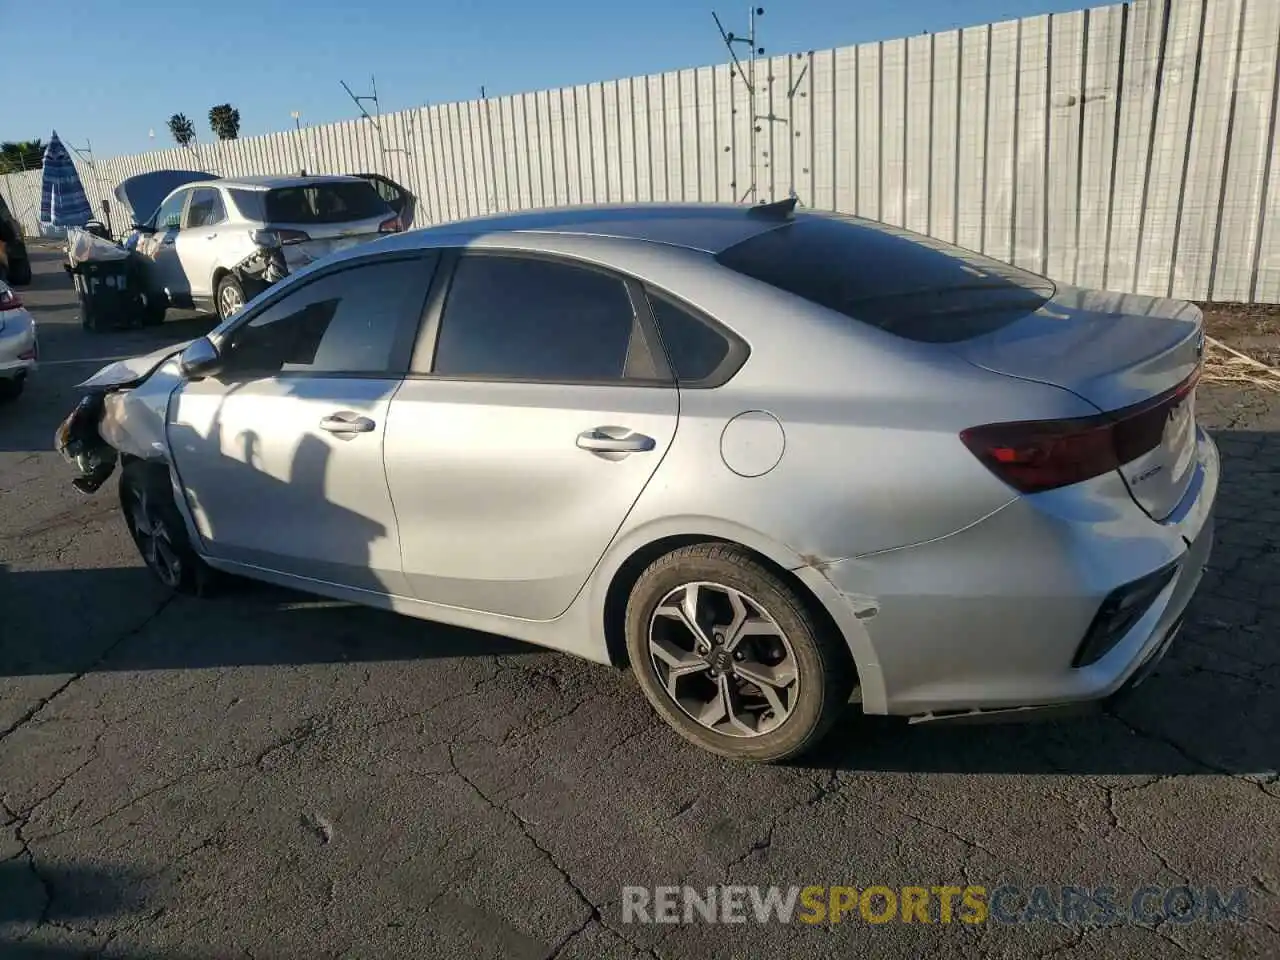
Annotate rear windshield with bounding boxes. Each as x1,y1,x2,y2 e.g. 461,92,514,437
715,215,1055,343
251,182,389,225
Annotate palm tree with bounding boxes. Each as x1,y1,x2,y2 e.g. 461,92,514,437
167,114,196,148
208,104,241,141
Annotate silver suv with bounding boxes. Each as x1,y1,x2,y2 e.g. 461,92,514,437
132,174,400,322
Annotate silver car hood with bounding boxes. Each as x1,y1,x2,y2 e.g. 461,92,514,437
77,341,193,392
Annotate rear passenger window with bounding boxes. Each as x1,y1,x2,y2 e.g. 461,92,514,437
185,188,225,229
431,255,665,383
648,295,732,383
226,257,433,376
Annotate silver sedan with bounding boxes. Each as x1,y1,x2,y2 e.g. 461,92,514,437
0,280,37,400
67,201,1218,762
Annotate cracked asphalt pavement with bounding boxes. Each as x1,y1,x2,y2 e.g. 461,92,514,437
1,248,1278,958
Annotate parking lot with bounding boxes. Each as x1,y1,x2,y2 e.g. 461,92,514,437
1,246,1278,958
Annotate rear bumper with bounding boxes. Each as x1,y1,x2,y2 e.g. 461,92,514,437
907,533,1202,725
819,429,1219,718
0,319,37,378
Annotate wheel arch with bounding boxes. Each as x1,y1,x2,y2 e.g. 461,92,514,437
596,520,878,709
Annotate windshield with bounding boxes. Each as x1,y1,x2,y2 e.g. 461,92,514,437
262,182,389,225
715,214,1056,343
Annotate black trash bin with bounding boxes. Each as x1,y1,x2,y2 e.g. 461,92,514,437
65,254,148,332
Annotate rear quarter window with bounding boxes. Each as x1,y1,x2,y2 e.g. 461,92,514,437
714,215,1056,344
228,189,266,221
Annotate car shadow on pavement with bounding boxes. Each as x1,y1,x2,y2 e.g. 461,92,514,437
0,564,538,678
0,857,155,957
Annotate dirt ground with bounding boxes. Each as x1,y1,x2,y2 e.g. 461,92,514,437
1200,301,1280,367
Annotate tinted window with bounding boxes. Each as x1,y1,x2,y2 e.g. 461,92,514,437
228,189,266,221
226,257,432,376
715,215,1056,343
185,188,225,228
432,256,658,382
648,295,732,382
364,175,402,204
153,192,187,230
265,182,389,224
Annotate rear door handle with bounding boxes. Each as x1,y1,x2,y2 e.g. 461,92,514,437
319,412,376,435
204,233,218,240
576,428,656,454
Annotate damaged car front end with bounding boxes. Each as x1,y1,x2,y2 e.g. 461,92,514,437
54,340,192,493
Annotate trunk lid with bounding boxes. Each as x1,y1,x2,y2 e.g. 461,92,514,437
954,285,1205,521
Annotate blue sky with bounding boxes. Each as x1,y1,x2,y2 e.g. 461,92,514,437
9,0,1087,159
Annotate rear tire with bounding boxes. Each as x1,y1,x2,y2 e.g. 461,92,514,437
119,461,217,596
215,274,245,321
625,542,855,762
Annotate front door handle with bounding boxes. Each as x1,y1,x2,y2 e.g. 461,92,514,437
576,428,656,454
319,412,376,434
204,233,218,240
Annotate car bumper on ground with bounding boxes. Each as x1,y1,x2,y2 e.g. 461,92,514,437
817,428,1220,719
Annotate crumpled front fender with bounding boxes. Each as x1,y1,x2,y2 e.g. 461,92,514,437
98,357,186,462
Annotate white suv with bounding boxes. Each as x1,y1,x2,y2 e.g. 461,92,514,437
133,174,401,322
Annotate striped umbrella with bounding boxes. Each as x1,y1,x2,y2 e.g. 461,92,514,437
39,131,92,227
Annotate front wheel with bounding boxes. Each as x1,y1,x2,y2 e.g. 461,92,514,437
119,462,216,596
215,274,245,321
625,543,855,762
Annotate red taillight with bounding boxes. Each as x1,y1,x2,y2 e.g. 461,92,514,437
378,215,402,233
960,371,1200,494
0,286,21,310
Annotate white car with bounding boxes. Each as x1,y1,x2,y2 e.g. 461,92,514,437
131,174,402,323
0,280,37,400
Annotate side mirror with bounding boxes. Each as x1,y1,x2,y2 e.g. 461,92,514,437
180,337,222,380
131,222,155,234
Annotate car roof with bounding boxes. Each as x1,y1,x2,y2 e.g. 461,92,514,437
214,174,368,191
396,203,799,255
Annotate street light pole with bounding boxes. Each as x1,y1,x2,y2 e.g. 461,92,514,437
290,111,304,175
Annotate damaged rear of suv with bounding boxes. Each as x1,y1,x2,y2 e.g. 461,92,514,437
130,174,401,324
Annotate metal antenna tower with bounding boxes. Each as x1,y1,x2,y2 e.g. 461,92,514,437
714,6,805,206
341,75,382,130
713,6,767,203
340,75,410,171
67,138,119,233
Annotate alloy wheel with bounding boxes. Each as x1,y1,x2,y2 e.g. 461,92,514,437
647,581,800,738
127,484,182,588
218,283,244,319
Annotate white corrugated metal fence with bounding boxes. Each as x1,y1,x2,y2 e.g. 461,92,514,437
3,0,1278,302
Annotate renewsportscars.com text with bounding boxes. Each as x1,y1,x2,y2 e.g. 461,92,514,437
621,884,1251,926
